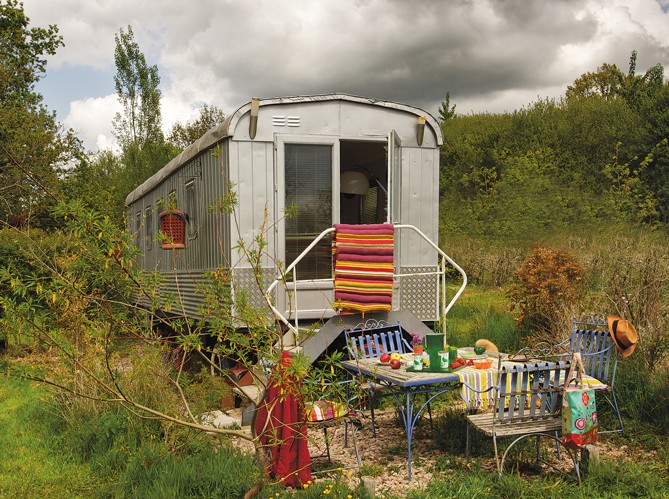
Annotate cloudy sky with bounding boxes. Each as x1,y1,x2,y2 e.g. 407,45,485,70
23,0,669,152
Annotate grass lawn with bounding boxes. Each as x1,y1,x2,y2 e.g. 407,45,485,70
0,377,110,498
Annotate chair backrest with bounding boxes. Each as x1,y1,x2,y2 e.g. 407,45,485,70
570,318,618,385
494,360,571,425
344,321,411,359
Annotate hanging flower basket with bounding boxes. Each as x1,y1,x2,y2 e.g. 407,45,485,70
159,209,187,249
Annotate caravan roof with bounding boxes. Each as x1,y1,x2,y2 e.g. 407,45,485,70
124,93,442,206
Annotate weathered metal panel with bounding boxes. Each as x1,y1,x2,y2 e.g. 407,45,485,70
232,267,276,319
228,140,275,269
397,265,439,322
398,147,439,267
230,96,441,148
126,142,231,276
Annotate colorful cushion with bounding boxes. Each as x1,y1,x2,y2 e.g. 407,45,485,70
306,400,354,422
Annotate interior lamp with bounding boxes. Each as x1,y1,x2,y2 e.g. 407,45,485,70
340,170,369,195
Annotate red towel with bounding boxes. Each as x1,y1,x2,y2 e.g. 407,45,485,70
254,352,312,487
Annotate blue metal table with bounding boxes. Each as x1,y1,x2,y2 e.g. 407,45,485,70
341,357,463,480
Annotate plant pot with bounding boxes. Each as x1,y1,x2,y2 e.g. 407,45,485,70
159,209,187,249
413,346,424,355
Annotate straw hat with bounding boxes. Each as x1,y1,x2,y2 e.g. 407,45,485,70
607,315,639,358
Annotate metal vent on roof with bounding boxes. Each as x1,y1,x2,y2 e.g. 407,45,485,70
272,115,301,127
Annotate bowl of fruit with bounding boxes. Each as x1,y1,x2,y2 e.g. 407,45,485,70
379,352,403,369
472,358,493,369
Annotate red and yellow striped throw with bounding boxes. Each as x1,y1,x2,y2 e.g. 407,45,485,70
333,223,394,313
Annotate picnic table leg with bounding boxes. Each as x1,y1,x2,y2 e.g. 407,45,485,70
399,386,457,481
404,390,415,481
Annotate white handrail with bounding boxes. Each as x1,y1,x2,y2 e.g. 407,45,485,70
265,224,467,338
394,224,467,336
265,227,336,337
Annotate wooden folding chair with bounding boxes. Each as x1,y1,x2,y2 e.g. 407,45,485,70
466,357,582,483
555,316,623,434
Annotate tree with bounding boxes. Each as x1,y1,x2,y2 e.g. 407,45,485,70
0,194,349,496
112,25,162,150
110,25,177,220
620,50,665,110
0,0,80,228
62,150,124,219
565,62,625,101
438,90,456,123
167,104,226,150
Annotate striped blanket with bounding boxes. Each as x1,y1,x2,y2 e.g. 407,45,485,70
332,223,394,314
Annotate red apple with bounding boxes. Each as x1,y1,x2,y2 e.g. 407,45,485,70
390,359,401,369
379,353,391,363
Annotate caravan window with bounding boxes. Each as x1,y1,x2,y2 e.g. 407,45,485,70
185,181,197,239
134,212,141,245
145,206,153,250
285,144,332,280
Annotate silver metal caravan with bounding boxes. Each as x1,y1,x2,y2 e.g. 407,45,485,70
125,94,466,357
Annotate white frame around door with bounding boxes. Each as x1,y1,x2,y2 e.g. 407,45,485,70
274,134,340,319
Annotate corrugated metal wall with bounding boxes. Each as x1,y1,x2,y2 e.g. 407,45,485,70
126,143,232,317
130,144,230,273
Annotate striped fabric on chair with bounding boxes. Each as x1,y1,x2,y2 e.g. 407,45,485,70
332,223,394,314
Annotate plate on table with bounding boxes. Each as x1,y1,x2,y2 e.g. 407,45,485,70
459,347,488,360
377,361,391,366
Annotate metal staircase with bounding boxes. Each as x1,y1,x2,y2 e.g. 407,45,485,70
265,224,467,362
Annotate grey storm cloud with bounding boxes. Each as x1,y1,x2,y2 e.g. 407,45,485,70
23,0,669,150
157,0,603,113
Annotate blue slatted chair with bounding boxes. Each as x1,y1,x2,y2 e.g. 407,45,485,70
345,321,412,360
555,317,623,434
466,358,582,483
344,320,432,436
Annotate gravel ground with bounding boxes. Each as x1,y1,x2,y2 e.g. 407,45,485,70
229,407,636,497
230,409,450,497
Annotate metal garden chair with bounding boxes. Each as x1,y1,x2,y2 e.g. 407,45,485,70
304,378,364,471
344,320,433,436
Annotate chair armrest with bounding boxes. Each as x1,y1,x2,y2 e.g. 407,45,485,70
459,381,497,395
577,344,617,357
